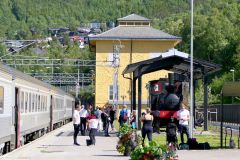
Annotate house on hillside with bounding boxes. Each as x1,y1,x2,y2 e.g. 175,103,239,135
89,14,181,107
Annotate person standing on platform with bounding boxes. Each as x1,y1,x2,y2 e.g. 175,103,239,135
79,105,88,136
119,105,129,126
141,108,153,144
101,108,110,136
96,107,103,131
109,106,116,132
177,102,190,144
73,105,81,146
130,110,137,129
87,114,99,145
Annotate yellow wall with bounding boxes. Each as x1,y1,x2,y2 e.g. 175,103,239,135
95,40,177,107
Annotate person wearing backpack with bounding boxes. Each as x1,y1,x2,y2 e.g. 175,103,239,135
119,105,129,126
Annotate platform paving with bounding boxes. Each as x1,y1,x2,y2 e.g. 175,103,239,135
0,123,129,160
1,123,240,160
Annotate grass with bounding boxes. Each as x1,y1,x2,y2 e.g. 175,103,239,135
113,120,240,149
153,126,240,149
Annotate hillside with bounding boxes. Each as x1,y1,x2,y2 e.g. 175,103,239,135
0,0,239,103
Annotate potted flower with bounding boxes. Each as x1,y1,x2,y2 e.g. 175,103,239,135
130,141,164,160
116,124,141,156
131,140,179,160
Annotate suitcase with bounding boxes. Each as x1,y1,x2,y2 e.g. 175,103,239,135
86,139,92,146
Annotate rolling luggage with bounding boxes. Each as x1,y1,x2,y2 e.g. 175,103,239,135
86,139,92,146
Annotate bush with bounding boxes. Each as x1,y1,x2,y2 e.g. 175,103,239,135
116,124,142,156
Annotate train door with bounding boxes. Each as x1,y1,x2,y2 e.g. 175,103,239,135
14,88,20,149
50,95,53,131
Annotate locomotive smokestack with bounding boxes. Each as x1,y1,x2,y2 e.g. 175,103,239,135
168,73,174,86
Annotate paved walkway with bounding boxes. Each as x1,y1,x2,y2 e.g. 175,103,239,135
1,123,240,160
1,123,129,160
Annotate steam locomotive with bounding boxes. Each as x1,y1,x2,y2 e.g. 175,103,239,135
149,73,189,132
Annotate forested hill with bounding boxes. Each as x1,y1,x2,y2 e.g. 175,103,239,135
0,0,240,101
0,0,191,39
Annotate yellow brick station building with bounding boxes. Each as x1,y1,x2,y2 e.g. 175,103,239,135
89,14,181,108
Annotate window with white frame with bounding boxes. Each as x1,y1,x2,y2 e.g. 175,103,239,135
109,85,118,100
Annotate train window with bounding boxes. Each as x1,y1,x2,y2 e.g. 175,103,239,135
20,92,24,113
40,95,42,112
0,86,4,114
35,94,38,112
38,95,40,112
36,94,38,112
43,96,45,111
25,92,28,113
32,93,35,112
29,93,31,113
41,96,44,112
45,96,47,111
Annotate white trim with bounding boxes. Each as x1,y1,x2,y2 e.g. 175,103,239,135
161,48,189,58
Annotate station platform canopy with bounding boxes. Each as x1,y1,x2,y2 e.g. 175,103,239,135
122,48,221,130
122,48,221,78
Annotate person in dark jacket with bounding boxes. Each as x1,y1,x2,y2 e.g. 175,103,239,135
101,108,110,136
109,106,116,131
166,117,178,145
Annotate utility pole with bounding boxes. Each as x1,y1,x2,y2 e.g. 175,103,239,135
75,69,80,104
112,41,124,109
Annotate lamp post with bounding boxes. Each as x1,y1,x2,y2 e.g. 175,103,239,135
230,69,235,103
189,0,194,138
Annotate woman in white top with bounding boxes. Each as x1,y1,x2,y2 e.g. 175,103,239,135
79,105,88,136
73,105,80,146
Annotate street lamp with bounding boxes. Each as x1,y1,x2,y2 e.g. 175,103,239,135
230,69,235,103
230,69,235,82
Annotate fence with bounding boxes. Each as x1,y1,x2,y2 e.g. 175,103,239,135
196,104,240,124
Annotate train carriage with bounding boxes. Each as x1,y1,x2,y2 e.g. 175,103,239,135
0,63,75,155
0,67,14,152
